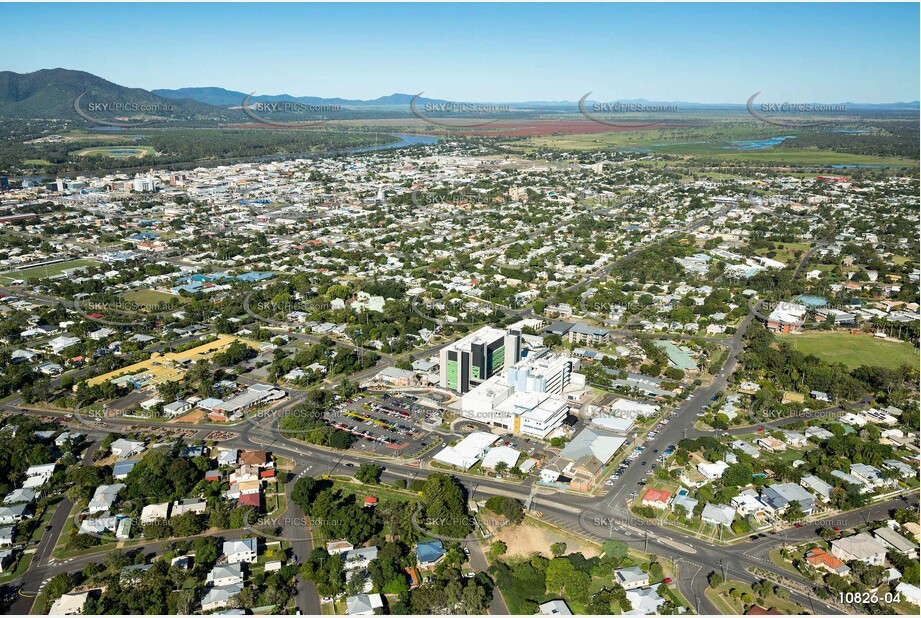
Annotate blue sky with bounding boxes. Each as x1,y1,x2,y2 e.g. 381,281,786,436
1,2,918,103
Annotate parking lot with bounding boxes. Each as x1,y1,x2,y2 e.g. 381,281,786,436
604,441,676,487
324,394,434,457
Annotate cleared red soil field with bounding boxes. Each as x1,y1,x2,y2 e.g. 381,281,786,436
223,119,689,137
449,120,686,137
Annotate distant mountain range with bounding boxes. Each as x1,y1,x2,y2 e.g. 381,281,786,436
155,89,920,110
0,69,917,121
0,69,228,121
151,87,450,108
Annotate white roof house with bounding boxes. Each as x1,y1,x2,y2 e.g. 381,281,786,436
345,593,384,615
207,563,244,587
172,499,207,516
79,516,118,535
480,446,521,470
25,463,57,480
140,502,171,524
800,474,833,501
433,431,498,469
609,398,660,418
697,461,729,481
767,302,806,327
874,527,917,556
223,537,257,563
110,438,145,458
729,440,760,458
344,546,379,570
731,493,769,517
216,448,238,466
895,582,921,606
538,600,573,615
201,583,243,611
831,533,888,566
624,585,666,615
700,503,735,527
559,428,626,464
87,483,125,514
49,591,91,615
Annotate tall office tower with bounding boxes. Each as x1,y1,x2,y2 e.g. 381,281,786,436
440,326,511,394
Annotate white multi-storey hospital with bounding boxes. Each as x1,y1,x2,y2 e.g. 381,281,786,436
459,349,579,439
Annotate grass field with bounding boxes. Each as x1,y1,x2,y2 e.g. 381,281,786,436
0,258,99,282
753,241,812,265
122,289,183,307
777,332,919,370
512,127,918,167
73,145,155,158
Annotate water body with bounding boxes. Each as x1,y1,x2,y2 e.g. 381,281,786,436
347,133,439,153
723,136,796,150
651,141,709,147
254,133,440,162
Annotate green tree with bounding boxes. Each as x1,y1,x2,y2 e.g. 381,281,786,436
45,573,73,600
354,463,382,484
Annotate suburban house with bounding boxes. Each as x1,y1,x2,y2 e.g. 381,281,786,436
615,566,650,590
87,484,125,514
223,537,258,563
25,463,57,482
326,540,354,555
201,583,243,611
345,593,384,615
48,591,92,615
140,502,171,524
805,548,851,575
172,499,207,516
625,585,666,615
756,437,786,452
110,438,145,458
700,503,735,527
831,533,887,566
0,504,31,524
163,400,193,417
207,563,245,587
641,488,672,509
538,600,573,615
697,461,729,482
800,474,833,502
415,540,446,569
760,483,815,516
873,526,917,558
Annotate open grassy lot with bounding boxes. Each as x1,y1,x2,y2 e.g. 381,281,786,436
0,258,99,282
777,331,919,370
